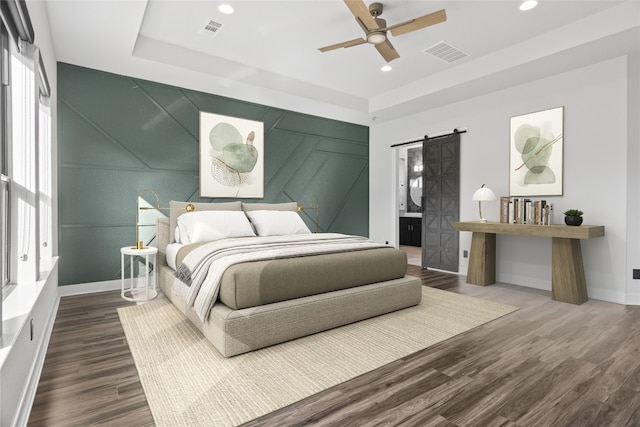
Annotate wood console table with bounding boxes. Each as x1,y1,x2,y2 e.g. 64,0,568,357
453,221,605,305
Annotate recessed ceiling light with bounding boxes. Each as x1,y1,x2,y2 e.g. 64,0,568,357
519,0,538,11
381,65,392,72
218,4,234,14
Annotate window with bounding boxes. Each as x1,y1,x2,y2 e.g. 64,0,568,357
1,22,9,288
0,0,46,289
12,40,37,283
38,50,51,263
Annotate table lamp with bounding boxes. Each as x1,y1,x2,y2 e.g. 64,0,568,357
472,184,496,222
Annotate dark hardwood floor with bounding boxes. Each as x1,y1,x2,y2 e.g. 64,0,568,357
27,292,154,427
28,266,640,426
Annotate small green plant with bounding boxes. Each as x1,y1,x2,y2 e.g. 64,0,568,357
563,209,583,217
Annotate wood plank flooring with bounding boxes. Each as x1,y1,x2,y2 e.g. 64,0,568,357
27,292,155,427
400,245,422,266
28,267,640,426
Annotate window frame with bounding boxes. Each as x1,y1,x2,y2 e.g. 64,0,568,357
1,21,9,289
37,48,51,264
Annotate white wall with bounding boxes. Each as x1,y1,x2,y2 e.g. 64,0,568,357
370,55,637,305
625,50,640,305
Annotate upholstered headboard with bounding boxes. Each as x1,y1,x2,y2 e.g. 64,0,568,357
156,217,170,267
241,202,297,212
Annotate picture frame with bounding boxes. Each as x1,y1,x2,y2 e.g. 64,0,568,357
509,106,564,196
199,111,264,198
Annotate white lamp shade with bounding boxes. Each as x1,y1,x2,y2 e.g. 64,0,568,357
472,186,496,202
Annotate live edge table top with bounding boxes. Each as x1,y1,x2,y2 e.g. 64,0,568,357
454,221,605,240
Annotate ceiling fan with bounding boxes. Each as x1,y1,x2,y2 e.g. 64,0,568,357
318,0,446,63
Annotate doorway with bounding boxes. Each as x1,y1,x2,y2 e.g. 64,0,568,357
398,144,423,265
396,132,461,272
421,132,460,272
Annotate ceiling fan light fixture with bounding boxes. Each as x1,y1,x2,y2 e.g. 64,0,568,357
381,65,392,72
367,32,386,44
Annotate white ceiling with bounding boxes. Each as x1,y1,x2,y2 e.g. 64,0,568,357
43,0,639,123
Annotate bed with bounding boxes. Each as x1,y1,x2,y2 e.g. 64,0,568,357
155,200,422,357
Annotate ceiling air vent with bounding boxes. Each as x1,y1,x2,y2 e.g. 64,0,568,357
199,19,224,37
423,41,469,64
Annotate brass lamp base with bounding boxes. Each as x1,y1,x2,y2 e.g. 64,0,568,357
135,241,145,250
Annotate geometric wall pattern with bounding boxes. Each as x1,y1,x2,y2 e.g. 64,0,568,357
58,63,369,286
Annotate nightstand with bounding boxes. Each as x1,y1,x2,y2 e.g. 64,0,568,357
120,246,158,302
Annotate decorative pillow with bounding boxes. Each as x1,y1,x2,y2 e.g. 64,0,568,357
176,210,255,244
169,201,242,243
245,210,311,236
241,202,298,212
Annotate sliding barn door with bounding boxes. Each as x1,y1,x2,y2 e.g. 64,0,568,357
422,132,460,272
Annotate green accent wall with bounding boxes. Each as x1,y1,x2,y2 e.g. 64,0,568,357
58,63,369,286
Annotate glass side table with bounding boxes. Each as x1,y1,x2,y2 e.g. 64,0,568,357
120,246,158,302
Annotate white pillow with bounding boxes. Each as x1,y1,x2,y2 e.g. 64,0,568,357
176,210,255,244
175,225,182,244
245,210,311,236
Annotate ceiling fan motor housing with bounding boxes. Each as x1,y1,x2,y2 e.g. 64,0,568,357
369,2,384,17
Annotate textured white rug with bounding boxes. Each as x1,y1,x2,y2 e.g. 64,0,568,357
118,286,517,426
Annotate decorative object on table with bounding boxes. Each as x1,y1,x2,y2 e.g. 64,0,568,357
509,106,564,197
297,195,320,233
506,197,554,225
199,111,264,198
499,196,511,223
472,184,496,222
135,189,168,249
563,209,584,226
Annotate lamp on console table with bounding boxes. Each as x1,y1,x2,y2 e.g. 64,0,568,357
472,184,496,222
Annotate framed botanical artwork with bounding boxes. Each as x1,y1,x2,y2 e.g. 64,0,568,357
199,112,264,198
509,106,564,196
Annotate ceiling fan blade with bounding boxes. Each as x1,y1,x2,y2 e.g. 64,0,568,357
375,39,400,63
344,0,379,30
388,9,447,37
355,16,370,34
318,37,367,52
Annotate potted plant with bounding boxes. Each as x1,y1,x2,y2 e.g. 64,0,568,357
563,209,584,226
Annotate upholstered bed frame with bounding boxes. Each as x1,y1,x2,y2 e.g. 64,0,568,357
155,215,422,357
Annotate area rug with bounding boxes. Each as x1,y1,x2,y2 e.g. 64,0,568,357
118,286,518,426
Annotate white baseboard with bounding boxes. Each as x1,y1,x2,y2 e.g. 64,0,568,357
627,292,640,305
589,288,627,305
58,279,121,297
